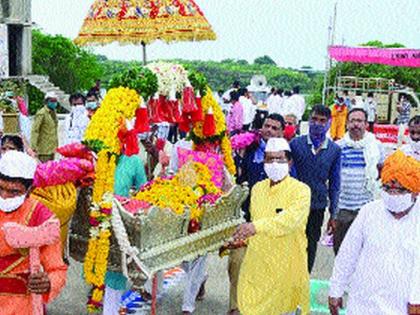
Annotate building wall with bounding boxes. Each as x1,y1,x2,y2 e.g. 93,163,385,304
0,0,31,24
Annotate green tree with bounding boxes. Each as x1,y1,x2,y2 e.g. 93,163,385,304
100,58,314,94
254,55,277,65
32,30,104,93
237,59,249,65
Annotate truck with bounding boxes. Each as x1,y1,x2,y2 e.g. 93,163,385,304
327,76,419,123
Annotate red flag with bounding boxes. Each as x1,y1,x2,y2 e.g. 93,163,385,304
135,107,150,133
203,107,216,137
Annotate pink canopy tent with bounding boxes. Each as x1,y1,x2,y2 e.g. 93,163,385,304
329,45,420,68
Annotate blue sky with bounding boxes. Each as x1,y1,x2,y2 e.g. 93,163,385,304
32,0,420,69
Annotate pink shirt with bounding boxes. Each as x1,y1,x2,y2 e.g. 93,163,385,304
227,101,244,133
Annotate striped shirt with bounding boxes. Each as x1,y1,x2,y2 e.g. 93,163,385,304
397,101,411,125
337,144,372,211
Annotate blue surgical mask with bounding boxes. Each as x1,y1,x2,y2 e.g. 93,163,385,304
47,101,58,110
86,101,98,110
309,120,331,149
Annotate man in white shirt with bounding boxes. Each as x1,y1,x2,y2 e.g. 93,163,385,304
401,115,420,161
364,92,377,132
288,86,306,125
280,90,292,116
64,93,90,145
329,150,420,315
267,88,284,115
354,92,365,109
239,88,256,130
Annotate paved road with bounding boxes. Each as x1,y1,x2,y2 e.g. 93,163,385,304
48,238,336,315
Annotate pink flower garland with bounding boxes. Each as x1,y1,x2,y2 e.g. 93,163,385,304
230,132,258,150
197,193,222,207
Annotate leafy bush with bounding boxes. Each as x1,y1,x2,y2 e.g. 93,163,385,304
108,66,158,100
27,84,45,115
32,30,104,94
187,70,208,96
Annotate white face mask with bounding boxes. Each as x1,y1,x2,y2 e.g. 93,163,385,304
72,104,86,114
264,162,289,182
0,194,26,213
409,138,420,152
381,191,414,213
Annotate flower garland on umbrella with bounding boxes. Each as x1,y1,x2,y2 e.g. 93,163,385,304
83,87,141,312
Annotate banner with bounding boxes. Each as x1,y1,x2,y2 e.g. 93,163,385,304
373,124,408,144
329,45,420,68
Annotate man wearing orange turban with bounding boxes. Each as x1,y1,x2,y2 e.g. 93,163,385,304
329,150,419,315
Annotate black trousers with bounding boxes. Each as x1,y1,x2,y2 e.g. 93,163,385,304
333,209,359,255
168,124,178,144
306,209,325,273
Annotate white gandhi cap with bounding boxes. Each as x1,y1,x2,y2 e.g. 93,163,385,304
0,151,37,179
265,137,290,153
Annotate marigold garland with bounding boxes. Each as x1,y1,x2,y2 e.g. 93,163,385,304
92,151,116,203
84,154,115,312
84,87,141,154
191,87,236,175
192,87,226,139
220,136,236,175
83,86,140,312
134,162,221,221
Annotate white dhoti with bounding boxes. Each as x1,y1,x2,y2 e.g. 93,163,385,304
181,255,208,313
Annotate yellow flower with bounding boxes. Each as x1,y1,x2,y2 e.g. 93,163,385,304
221,136,236,175
192,87,226,138
191,87,235,175
85,87,141,154
134,162,221,221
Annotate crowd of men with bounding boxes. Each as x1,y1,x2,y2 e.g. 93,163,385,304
230,108,419,315
0,79,419,315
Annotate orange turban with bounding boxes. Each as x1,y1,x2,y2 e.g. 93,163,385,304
381,150,420,193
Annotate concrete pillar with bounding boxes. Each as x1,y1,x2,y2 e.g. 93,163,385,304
22,24,31,75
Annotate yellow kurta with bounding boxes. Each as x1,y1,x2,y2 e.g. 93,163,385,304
238,177,311,315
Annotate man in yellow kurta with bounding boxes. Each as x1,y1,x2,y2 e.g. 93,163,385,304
234,137,311,315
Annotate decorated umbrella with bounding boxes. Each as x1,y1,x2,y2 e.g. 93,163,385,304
74,0,217,64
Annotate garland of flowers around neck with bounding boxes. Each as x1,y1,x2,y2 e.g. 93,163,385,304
83,87,140,313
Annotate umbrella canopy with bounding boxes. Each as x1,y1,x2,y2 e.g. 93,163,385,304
74,0,216,46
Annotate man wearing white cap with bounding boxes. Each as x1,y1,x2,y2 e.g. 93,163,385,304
234,138,311,315
0,151,67,314
30,92,59,162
